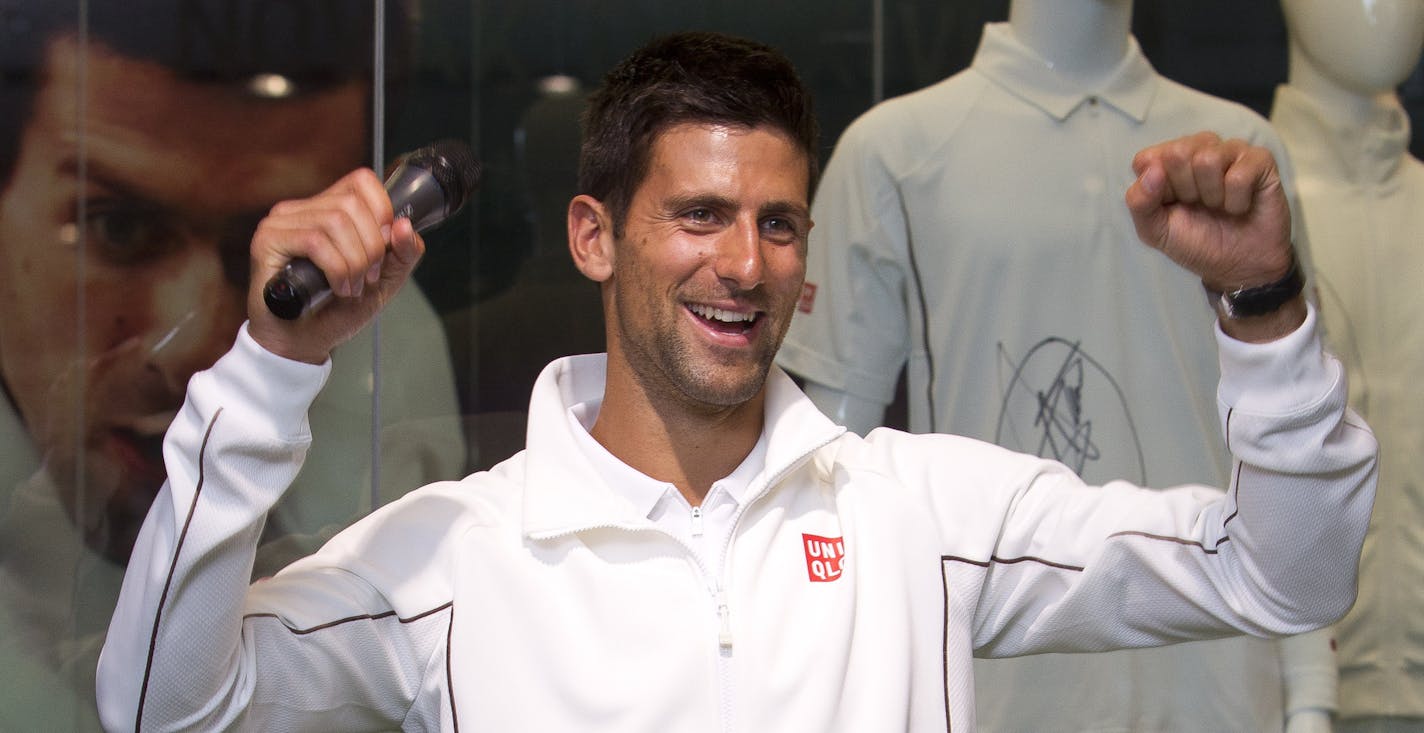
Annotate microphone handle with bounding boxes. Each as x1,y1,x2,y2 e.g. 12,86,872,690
263,259,334,321
261,166,448,321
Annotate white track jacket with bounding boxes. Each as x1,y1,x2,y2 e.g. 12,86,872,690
98,308,1376,732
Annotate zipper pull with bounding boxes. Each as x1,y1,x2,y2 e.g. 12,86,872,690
716,588,733,650
691,505,704,537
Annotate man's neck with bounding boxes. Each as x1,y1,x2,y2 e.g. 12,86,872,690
591,368,766,507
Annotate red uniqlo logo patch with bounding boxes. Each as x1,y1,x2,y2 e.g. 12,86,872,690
802,533,846,582
797,282,818,314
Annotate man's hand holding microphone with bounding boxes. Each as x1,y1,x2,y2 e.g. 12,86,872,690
248,140,479,365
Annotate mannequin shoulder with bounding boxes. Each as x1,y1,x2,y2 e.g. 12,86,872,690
832,70,986,167
1152,76,1279,138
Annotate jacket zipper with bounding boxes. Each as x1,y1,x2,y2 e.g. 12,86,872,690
709,431,842,732
529,428,844,733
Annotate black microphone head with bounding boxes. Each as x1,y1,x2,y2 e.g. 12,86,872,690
385,139,482,233
405,139,482,212
264,140,481,321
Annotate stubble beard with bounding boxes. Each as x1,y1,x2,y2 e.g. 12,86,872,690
618,300,783,413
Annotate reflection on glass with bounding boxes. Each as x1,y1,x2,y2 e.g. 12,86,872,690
0,3,462,729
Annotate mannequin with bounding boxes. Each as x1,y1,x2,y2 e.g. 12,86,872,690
1272,2,1424,730
778,0,1335,730
803,0,1135,434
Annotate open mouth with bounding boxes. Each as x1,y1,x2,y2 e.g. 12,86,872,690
688,303,760,336
107,426,169,484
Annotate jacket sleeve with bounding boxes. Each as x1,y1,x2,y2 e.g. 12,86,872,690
95,324,447,732
962,304,1377,657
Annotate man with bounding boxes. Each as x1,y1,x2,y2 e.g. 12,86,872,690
774,1,1337,729
98,32,1376,731
0,3,463,728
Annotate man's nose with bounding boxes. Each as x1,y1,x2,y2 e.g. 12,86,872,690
144,251,247,394
713,218,765,291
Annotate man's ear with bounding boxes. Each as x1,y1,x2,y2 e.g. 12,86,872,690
568,194,614,282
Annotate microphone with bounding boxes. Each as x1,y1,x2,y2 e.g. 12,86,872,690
263,139,482,320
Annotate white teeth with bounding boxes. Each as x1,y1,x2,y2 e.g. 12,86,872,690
690,304,755,323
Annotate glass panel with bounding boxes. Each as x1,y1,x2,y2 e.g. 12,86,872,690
3,0,1420,728
0,9,93,728
0,2,390,729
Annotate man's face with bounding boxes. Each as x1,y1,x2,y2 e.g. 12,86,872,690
605,122,811,412
0,37,366,561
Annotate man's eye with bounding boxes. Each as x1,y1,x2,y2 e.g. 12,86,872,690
760,216,802,242
82,202,182,265
686,208,716,224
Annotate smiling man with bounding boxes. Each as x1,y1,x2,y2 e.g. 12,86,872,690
569,121,811,501
98,31,1375,732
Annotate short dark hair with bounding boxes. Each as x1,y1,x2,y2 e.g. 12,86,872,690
577,31,820,236
0,0,413,188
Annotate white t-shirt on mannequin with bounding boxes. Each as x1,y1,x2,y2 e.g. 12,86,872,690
1272,1,1424,728
778,1,1336,730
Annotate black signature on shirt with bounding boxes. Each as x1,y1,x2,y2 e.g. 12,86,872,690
995,337,1146,483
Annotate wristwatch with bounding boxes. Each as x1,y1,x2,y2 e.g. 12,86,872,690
1204,253,1304,319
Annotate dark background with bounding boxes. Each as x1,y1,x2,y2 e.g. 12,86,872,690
387,0,1424,437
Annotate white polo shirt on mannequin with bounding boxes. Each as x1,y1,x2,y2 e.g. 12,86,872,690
1273,83,1424,723
779,21,1328,732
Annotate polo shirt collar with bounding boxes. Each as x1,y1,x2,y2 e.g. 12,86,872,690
971,22,1158,123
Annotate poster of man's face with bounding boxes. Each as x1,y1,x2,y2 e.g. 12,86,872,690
0,3,376,561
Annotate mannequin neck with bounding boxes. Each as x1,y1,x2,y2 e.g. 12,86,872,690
1287,41,1399,130
1008,0,1132,85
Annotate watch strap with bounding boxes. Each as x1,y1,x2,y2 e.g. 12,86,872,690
1205,253,1305,319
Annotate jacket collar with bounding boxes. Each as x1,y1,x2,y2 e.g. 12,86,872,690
1270,83,1411,187
971,22,1158,123
520,354,845,539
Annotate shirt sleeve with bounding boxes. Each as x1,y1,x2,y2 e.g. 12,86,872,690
95,324,448,732
777,111,915,406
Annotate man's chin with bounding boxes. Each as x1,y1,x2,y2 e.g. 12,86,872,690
71,478,163,565
681,363,773,409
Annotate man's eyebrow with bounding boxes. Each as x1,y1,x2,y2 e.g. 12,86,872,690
54,156,268,231
56,156,160,205
663,193,737,213
759,200,810,221
662,193,809,221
